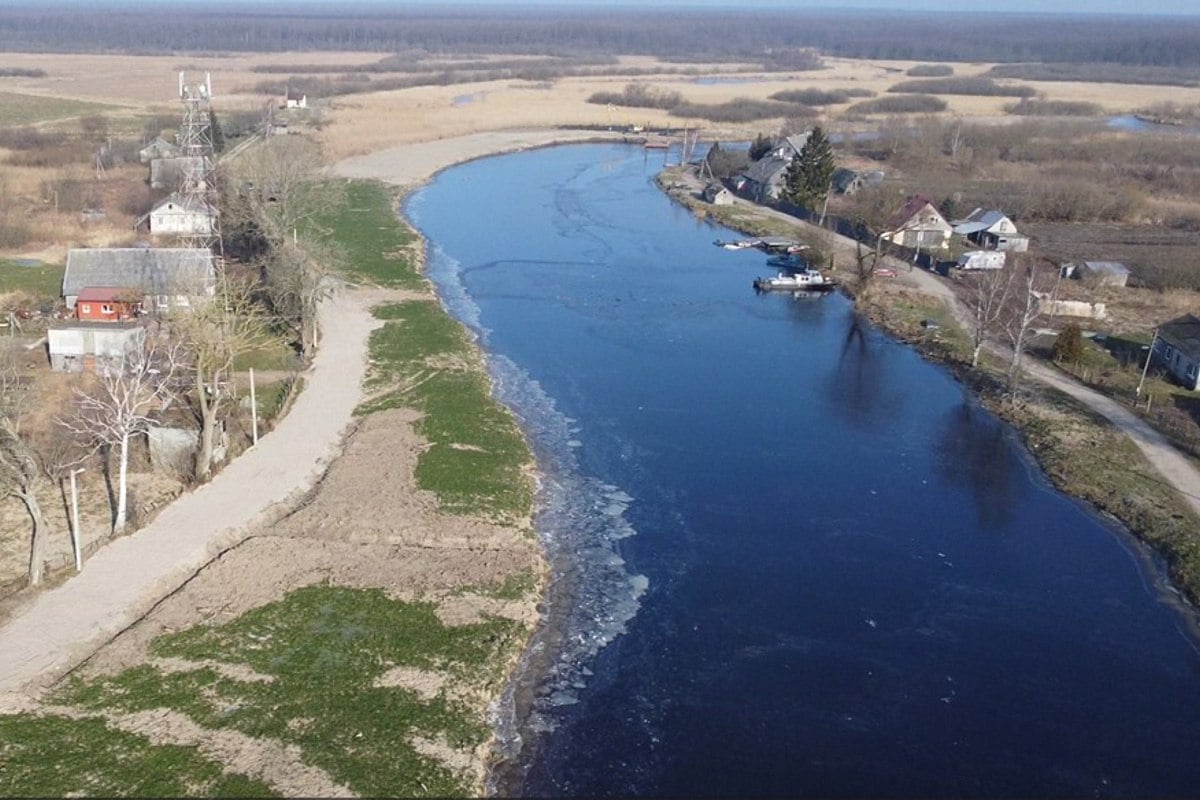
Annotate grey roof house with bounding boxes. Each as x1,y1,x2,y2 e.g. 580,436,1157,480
1065,261,1131,288
63,248,216,314
1154,314,1200,390
739,156,791,202
951,208,1029,252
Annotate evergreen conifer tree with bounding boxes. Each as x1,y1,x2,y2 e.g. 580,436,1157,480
783,126,836,210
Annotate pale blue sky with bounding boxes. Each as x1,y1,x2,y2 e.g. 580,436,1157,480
20,0,1200,13
304,1,1193,12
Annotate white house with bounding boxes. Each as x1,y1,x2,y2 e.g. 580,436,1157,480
882,195,953,250
147,193,218,236
952,208,1030,252
285,88,308,109
703,183,734,205
48,321,145,373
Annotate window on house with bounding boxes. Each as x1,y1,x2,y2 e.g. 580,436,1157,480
157,295,169,308
80,304,91,314
101,304,113,314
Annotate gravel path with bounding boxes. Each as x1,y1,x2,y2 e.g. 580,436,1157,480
0,287,381,695
705,181,1200,518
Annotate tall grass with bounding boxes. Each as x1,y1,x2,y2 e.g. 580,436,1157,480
888,77,1036,97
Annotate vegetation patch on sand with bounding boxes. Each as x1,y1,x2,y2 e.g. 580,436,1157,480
49,584,525,797
328,179,532,522
0,713,274,798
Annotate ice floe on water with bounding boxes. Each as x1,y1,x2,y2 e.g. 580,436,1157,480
420,238,647,785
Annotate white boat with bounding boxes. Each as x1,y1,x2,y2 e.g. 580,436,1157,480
753,269,837,292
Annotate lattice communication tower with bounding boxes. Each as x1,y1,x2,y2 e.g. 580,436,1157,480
176,71,222,255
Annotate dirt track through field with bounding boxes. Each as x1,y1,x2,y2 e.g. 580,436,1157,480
0,286,382,695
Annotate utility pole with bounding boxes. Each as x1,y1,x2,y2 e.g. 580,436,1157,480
249,367,259,446
69,467,85,571
1137,328,1159,402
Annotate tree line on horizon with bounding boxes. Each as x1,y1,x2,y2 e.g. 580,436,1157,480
1,7,1199,68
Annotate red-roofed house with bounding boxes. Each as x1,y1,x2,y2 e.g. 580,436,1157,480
74,287,143,322
881,195,953,251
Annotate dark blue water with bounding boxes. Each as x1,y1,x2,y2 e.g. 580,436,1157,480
405,143,1200,798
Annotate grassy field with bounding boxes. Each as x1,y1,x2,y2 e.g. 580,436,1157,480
0,91,117,126
0,714,275,797
31,584,525,798
0,258,65,300
322,179,533,522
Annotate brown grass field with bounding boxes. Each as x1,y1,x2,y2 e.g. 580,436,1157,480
2,52,1200,160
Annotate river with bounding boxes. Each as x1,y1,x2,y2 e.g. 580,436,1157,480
405,143,1200,797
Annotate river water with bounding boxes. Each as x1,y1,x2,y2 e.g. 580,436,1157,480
405,143,1200,797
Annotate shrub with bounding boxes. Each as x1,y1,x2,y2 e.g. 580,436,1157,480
587,83,682,110
0,126,67,150
847,94,947,114
906,64,954,77
1005,99,1103,117
0,67,46,78
769,88,850,106
670,99,814,123
889,77,1036,97
1053,323,1086,365
0,216,31,248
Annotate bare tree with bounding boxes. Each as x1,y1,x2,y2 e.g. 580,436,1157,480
265,235,341,361
0,352,47,583
964,267,1015,368
60,344,178,535
1004,259,1046,400
222,136,345,249
170,279,275,481
852,237,885,293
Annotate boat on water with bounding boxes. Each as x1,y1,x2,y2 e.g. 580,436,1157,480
714,239,755,250
753,269,837,293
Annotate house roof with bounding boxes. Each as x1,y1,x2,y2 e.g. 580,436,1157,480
892,194,946,230
286,89,306,101
1159,315,1200,360
152,192,218,216
64,248,216,299
1081,261,1131,277
831,167,860,192
742,156,790,185
76,287,143,303
952,208,1011,235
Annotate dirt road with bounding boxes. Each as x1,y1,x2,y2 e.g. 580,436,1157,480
704,180,1200,518
0,287,382,695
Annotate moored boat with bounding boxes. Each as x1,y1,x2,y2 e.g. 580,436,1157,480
753,269,837,292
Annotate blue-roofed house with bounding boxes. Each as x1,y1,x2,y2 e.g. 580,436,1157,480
951,208,1029,252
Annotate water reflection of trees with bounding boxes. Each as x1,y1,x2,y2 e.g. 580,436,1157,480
935,401,1020,531
827,314,904,427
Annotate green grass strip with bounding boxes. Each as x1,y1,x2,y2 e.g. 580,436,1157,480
0,713,274,798
54,585,526,797
0,258,65,302
321,180,428,291
0,91,119,126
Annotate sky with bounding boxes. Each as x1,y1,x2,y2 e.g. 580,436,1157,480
9,0,1200,13
261,0,1200,14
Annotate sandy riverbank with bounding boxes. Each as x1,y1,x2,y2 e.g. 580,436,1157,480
0,128,620,798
